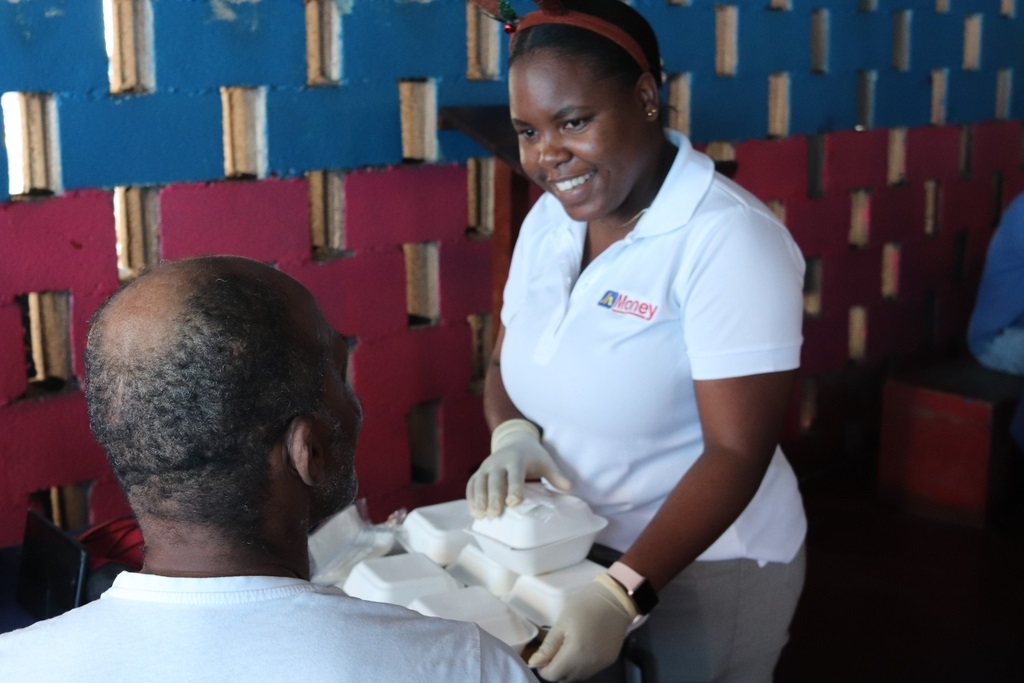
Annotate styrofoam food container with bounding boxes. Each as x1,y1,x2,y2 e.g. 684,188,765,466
445,541,519,597
342,552,460,606
409,586,539,654
505,559,605,627
469,520,607,576
400,499,474,566
470,484,605,549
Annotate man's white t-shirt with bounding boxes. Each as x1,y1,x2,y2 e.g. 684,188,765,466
0,572,537,682
500,129,806,563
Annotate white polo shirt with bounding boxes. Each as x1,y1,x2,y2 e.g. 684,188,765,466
500,130,806,563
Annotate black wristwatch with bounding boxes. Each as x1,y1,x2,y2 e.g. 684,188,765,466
606,561,659,615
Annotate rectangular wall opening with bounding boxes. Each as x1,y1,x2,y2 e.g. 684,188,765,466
102,0,155,94
1,92,61,197
848,305,868,362
930,69,948,125
114,186,160,280
996,68,1013,120
892,11,912,72
398,79,438,162
887,127,907,185
803,256,822,317
305,0,341,86
407,401,440,485
857,70,876,130
404,242,439,327
811,9,830,74
466,3,500,81
768,73,790,138
17,291,73,396
467,157,495,237
308,170,347,259
881,242,901,299
715,6,738,77
924,180,941,236
220,86,268,179
963,15,983,71
849,190,871,248
468,313,493,395
667,73,692,138
28,480,93,532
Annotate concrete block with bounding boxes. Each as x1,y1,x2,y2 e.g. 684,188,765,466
870,183,926,244
789,73,859,137
947,70,999,124
904,125,961,184
740,6,810,75
801,314,848,374
899,236,949,301
0,303,28,407
350,326,472,416
343,0,466,82
785,194,851,258
970,120,1024,177
151,1,305,89
821,129,889,195
1003,171,1024,209
690,75,768,143
0,191,119,301
439,395,489,479
280,251,408,339
827,8,891,74
874,72,931,129
0,1,106,92
159,178,311,262
941,177,992,233
353,409,412,497
439,238,492,321
733,136,808,202
0,392,108,504
345,165,468,250
267,86,402,173
59,92,224,190
821,246,883,312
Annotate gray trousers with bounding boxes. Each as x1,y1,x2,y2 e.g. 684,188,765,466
584,545,806,683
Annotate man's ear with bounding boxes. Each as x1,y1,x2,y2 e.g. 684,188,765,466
283,416,324,487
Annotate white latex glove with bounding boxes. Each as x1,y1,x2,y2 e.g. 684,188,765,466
528,573,638,682
466,418,572,518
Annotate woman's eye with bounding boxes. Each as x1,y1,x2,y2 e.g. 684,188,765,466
564,119,586,131
516,127,536,140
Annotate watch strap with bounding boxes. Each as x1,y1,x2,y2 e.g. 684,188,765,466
606,561,659,615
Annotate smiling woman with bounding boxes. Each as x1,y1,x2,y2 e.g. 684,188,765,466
466,2,808,682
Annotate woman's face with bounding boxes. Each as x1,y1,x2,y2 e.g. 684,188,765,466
509,49,657,227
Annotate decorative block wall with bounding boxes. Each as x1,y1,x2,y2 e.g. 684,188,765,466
0,0,1021,547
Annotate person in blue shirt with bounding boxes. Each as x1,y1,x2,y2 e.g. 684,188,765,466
968,192,1024,450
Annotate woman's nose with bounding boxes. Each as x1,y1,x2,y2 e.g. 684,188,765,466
537,132,570,169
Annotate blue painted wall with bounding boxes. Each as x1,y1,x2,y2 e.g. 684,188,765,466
0,0,1020,192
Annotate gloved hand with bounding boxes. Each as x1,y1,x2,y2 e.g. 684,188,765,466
466,418,572,518
528,574,638,682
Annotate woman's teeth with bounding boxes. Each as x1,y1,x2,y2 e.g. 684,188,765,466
553,172,594,192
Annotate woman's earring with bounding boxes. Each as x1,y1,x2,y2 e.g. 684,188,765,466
647,109,658,119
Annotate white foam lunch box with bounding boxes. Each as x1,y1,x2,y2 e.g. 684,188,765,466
505,559,606,627
408,586,539,654
400,499,474,566
470,483,606,549
341,552,460,607
468,523,606,576
445,541,520,597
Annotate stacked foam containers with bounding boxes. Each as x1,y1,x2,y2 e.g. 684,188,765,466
340,484,608,654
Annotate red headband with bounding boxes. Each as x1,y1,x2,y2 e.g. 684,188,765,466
513,9,651,75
